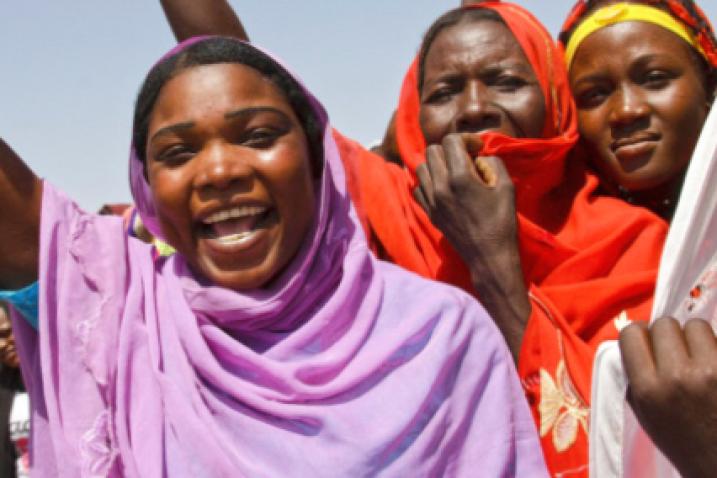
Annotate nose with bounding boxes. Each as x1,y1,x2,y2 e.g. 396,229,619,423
608,84,651,131
193,141,252,192
454,81,500,134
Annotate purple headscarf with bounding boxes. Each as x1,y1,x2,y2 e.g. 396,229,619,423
14,38,547,477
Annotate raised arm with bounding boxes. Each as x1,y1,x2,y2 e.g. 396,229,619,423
160,0,249,42
0,140,42,289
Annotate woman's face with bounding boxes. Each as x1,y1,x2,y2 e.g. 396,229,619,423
570,21,711,191
145,63,316,290
419,19,546,145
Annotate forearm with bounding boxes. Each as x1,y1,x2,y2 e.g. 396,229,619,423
160,0,248,42
0,139,41,289
468,248,530,362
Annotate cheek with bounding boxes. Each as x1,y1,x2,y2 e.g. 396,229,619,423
576,110,609,148
654,83,709,164
517,90,547,138
148,168,194,246
419,104,455,145
263,149,316,236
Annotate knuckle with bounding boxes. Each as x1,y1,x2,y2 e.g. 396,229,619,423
449,173,472,191
689,364,717,390
442,133,461,147
433,184,452,203
629,376,660,404
652,316,678,331
426,144,442,157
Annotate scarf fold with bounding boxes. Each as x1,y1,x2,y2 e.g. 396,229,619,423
339,3,668,476
13,38,548,477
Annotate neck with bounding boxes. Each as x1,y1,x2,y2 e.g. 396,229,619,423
614,172,686,222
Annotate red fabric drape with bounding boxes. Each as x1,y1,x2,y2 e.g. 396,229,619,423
336,2,668,476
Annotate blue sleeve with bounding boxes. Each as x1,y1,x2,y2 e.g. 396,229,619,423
0,282,39,330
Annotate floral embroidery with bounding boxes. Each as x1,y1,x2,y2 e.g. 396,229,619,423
683,262,717,317
79,411,117,477
539,360,589,453
613,310,632,331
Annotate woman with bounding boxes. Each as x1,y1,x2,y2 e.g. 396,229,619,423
0,37,547,476
156,2,665,473
333,3,668,476
560,2,717,475
560,0,717,220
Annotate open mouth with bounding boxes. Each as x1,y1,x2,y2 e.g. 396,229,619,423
198,205,275,249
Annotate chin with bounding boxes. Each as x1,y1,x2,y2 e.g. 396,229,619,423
196,258,279,291
613,167,678,193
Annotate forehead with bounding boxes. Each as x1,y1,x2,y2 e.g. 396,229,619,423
150,63,293,123
571,21,696,73
424,20,530,74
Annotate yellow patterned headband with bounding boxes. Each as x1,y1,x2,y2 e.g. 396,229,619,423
565,2,706,68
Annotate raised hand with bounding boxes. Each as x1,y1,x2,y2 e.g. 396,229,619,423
414,133,529,359
0,139,41,290
620,318,717,478
160,0,249,42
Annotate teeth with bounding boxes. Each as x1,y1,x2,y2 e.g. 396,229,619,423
216,232,253,244
203,206,266,224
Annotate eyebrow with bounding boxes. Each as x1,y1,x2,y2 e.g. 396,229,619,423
149,121,195,143
224,106,290,121
149,106,291,144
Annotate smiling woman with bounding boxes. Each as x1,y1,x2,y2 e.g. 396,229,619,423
0,37,548,476
560,0,717,220
142,63,316,290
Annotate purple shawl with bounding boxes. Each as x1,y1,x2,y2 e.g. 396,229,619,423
13,39,547,477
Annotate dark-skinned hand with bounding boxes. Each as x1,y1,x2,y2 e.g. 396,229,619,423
620,317,717,478
414,133,530,360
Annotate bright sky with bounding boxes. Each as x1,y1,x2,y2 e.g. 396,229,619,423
2,1,716,210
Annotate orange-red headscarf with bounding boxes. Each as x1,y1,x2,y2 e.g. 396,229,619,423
335,2,668,476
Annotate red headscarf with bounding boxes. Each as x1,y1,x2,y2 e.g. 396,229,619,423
335,2,667,475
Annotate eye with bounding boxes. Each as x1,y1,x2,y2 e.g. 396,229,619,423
642,69,673,89
241,127,285,148
424,84,459,105
493,75,529,92
155,144,195,166
575,85,611,109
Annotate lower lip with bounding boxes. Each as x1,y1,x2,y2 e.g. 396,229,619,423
613,141,657,169
200,224,270,258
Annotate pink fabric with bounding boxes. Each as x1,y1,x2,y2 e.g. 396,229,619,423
14,39,548,477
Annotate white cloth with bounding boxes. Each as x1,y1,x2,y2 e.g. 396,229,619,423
589,106,717,478
9,392,29,478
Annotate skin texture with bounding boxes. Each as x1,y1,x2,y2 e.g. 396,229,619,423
145,63,316,290
0,140,42,290
570,21,711,217
414,19,543,360
160,0,248,42
419,20,546,144
0,305,18,369
620,318,717,478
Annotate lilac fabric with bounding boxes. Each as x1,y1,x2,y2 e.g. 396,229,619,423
13,39,548,477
